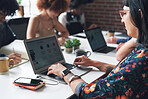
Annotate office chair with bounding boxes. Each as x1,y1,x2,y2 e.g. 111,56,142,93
7,17,30,40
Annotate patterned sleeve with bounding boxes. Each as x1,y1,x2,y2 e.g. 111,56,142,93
77,78,119,98
76,47,148,98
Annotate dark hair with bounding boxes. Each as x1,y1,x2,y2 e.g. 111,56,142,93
36,0,69,14
123,0,148,47
123,0,129,6
70,0,94,9
0,0,19,16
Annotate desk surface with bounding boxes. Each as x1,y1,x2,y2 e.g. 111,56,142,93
0,34,119,99
0,62,73,99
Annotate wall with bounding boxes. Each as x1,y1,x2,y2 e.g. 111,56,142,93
20,0,38,16
84,0,126,34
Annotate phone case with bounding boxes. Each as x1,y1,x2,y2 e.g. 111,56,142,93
13,82,45,91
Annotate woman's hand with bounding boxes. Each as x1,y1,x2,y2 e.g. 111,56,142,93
47,63,66,77
8,53,22,65
106,37,118,44
88,24,98,29
58,37,66,46
116,43,125,51
74,55,115,72
73,55,93,66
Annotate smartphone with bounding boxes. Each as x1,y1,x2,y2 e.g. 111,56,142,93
14,77,44,86
13,77,45,90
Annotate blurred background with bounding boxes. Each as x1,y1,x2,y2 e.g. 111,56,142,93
17,0,126,34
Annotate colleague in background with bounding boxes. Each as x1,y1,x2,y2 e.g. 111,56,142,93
0,0,22,65
107,36,138,61
106,36,132,44
58,0,97,35
47,0,148,98
26,0,69,46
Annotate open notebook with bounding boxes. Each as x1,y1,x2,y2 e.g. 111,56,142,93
0,40,29,68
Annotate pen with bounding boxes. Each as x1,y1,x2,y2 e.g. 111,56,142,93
13,48,16,54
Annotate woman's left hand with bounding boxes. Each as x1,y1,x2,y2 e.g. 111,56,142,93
47,63,66,77
8,53,22,65
88,24,98,29
116,43,125,51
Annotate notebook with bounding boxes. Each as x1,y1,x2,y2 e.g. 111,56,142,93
24,35,92,83
85,28,115,53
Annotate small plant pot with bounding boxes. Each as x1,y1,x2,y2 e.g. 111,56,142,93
65,48,73,53
74,46,80,50
18,5,24,17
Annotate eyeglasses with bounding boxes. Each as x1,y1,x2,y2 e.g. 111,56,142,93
119,10,129,18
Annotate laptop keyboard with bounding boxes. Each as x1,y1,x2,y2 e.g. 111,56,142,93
96,46,115,53
40,62,76,77
40,63,91,84
41,70,66,84
40,63,78,84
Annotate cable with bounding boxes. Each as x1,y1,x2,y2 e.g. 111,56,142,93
45,82,59,85
36,75,60,85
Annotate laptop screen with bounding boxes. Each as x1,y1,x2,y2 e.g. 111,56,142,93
85,28,107,51
24,35,65,74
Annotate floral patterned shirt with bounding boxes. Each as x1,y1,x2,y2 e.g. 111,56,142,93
77,45,148,99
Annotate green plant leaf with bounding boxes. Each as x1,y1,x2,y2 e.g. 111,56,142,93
73,39,81,47
64,40,73,48
17,0,22,4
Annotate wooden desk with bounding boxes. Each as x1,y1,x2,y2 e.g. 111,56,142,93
0,36,118,99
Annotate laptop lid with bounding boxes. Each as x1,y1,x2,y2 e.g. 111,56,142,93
24,35,65,74
85,28,107,52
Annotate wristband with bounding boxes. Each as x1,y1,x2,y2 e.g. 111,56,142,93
67,73,80,84
61,68,70,77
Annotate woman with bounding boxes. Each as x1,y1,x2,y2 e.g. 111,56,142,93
58,0,97,35
0,0,22,65
47,0,148,98
26,0,69,46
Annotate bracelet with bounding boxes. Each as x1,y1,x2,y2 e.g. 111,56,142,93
67,73,80,84
69,75,80,84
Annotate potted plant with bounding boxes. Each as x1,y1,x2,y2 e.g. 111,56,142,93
73,39,81,50
17,0,24,17
64,40,73,53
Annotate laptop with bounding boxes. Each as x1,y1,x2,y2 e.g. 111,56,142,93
24,35,92,83
85,28,116,53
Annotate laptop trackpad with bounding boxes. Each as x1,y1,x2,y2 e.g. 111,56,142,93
97,47,115,53
70,66,92,76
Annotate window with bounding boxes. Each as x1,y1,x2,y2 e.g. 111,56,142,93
20,0,39,16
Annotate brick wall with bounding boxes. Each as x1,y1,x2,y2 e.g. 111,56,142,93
84,0,126,34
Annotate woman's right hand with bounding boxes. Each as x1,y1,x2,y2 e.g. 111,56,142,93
106,37,118,44
8,53,22,65
73,55,93,66
58,37,66,46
